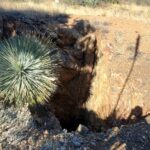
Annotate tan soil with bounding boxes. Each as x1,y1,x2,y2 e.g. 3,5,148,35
68,15,150,53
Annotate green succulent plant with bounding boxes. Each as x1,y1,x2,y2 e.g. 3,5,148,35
0,36,59,106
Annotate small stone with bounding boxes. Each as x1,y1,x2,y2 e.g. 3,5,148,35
63,129,67,134
72,136,81,147
21,140,27,145
28,137,33,145
43,130,49,135
43,130,49,138
113,127,120,133
76,124,89,134
0,143,2,150
145,116,150,124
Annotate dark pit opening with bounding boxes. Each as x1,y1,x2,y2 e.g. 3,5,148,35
59,118,81,132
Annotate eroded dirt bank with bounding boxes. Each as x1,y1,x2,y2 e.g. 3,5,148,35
0,12,150,149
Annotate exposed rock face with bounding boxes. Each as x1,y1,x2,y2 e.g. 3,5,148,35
57,27,81,47
74,20,95,36
50,26,97,130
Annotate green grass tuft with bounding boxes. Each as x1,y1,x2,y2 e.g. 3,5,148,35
0,36,59,106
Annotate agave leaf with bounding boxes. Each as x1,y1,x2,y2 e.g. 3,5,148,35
0,36,59,106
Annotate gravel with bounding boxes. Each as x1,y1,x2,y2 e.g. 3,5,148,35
1,102,150,150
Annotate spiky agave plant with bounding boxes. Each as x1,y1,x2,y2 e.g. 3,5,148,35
0,36,59,106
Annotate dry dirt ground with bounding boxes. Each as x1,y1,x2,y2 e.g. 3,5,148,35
68,15,150,52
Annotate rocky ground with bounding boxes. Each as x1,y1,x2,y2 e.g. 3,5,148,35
1,103,150,150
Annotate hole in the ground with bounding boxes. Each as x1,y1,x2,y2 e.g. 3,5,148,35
59,118,81,131
55,108,97,132
29,103,85,132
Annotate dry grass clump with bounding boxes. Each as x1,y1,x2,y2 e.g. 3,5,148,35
0,0,149,23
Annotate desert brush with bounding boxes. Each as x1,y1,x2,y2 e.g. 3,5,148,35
0,36,59,106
